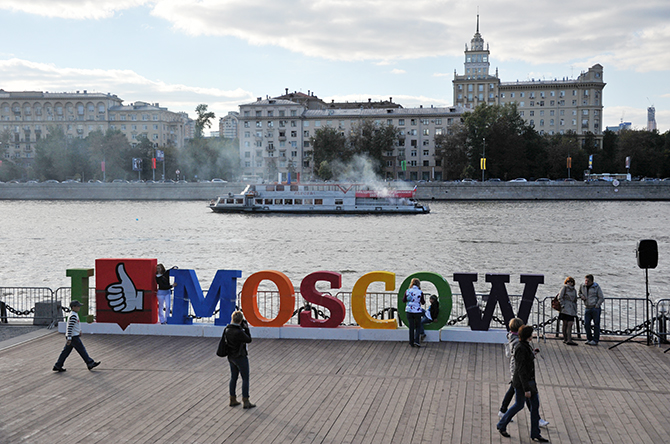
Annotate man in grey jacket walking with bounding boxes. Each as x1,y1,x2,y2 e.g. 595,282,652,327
579,274,605,345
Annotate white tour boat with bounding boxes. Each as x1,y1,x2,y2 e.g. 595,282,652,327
209,183,430,214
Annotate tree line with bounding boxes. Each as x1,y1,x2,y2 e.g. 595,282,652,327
0,105,240,182
309,103,670,182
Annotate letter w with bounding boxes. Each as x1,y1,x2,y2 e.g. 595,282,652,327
452,273,544,331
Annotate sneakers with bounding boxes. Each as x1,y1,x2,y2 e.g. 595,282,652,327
498,428,511,438
586,340,598,346
532,436,549,442
52,366,66,372
88,361,101,370
539,418,549,427
566,341,578,346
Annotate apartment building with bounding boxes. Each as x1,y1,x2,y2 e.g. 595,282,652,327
0,90,122,163
238,95,463,181
220,111,239,139
0,90,187,164
108,101,187,148
453,17,606,148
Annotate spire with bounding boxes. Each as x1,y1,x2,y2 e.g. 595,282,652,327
476,12,479,34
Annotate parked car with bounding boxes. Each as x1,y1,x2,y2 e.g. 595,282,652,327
509,178,527,182
535,178,551,182
88,179,103,183
112,179,129,183
45,180,59,183
485,178,501,182
211,178,227,183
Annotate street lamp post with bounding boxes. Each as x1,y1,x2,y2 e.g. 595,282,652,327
481,137,486,182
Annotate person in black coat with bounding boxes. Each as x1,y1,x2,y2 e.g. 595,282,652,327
224,311,255,408
496,325,548,442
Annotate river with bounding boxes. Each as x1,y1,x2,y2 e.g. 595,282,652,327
1,200,668,301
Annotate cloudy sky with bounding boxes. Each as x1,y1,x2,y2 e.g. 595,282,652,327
1,0,669,132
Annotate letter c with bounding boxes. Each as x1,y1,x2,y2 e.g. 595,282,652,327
241,270,295,327
351,271,397,329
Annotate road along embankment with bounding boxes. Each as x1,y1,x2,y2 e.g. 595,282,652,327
415,181,670,201
1,181,669,201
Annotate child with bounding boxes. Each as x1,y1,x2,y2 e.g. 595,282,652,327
419,295,439,340
53,300,100,372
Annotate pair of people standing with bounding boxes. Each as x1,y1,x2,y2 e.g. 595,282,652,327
558,274,604,345
497,323,549,442
156,264,175,324
403,278,439,347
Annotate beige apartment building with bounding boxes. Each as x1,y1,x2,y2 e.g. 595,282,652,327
0,90,187,165
453,17,605,148
108,101,187,148
238,94,463,182
220,111,239,139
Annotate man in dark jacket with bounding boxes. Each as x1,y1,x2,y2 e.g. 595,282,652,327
496,325,548,442
224,311,255,408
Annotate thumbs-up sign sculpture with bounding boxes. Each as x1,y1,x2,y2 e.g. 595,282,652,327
106,263,144,312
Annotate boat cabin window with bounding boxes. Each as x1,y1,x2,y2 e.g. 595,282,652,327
276,185,284,191
255,199,263,204
304,199,313,205
284,199,293,205
314,199,323,205
265,185,274,191
235,199,243,204
226,198,234,204
294,199,302,205
335,199,343,205
264,199,272,205
303,186,310,191
274,199,282,205
290,185,299,191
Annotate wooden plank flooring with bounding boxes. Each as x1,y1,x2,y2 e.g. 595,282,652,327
1,332,669,444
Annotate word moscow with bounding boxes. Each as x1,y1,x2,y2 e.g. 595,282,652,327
69,259,544,330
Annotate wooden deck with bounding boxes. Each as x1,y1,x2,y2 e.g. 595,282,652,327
1,332,669,444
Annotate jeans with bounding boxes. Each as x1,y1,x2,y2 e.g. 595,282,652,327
497,386,541,439
418,315,432,335
500,381,532,412
157,289,171,324
228,356,250,398
584,307,602,343
406,312,422,345
55,336,94,368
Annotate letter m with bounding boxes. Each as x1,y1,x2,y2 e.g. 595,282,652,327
169,269,242,326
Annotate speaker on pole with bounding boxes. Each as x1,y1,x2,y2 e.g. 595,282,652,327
637,239,658,269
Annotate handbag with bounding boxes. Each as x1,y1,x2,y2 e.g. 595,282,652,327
216,327,229,357
551,293,562,311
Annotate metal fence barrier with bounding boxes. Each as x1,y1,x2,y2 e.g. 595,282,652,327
1,285,666,345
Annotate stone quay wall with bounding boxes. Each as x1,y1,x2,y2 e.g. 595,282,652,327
1,181,669,201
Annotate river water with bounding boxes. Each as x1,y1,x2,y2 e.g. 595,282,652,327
1,200,669,301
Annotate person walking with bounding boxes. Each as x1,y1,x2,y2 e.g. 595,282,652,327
53,300,100,372
156,264,174,324
403,278,425,347
558,277,578,345
498,318,549,428
497,325,549,442
224,311,255,409
579,274,605,345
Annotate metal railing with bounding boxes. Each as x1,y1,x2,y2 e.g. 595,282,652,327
1,285,667,345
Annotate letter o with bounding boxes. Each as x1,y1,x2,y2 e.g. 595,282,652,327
241,270,295,327
398,272,452,330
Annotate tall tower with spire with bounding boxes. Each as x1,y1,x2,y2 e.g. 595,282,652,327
452,14,499,109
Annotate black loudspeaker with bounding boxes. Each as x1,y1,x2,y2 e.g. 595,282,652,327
637,239,658,269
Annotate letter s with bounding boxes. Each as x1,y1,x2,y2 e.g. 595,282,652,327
299,271,345,328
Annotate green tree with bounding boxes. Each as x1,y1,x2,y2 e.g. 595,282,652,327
86,129,132,181
311,127,347,178
349,119,399,175
435,123,469,180
194,104,215,139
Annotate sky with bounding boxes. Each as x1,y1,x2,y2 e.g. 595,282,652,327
1,0,669,133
